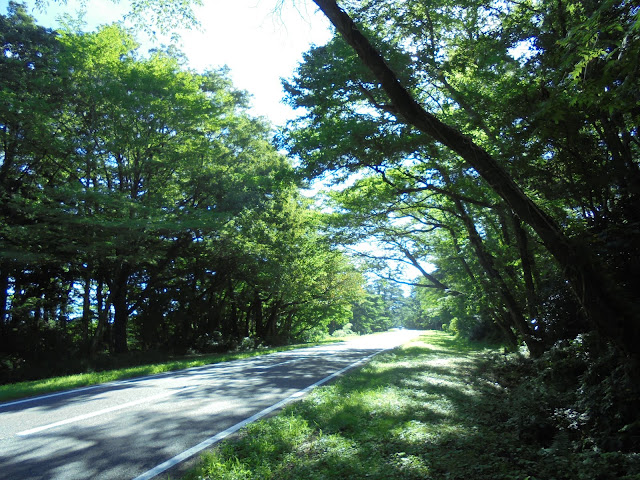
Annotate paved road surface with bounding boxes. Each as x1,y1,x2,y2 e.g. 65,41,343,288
0,330,420,479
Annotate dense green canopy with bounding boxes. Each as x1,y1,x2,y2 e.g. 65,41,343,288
0,2,365,380
283,0,640,357
2,0,639,465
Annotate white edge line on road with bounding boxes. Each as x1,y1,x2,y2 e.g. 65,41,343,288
0,362,249,409
132,350,384,480
17,386,197,436
0,384,109,409
0,346,330,409
0,372,198,410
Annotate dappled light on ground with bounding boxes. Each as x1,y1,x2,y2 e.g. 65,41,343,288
182,331,640,480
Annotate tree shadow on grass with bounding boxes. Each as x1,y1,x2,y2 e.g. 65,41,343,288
186,334,639,480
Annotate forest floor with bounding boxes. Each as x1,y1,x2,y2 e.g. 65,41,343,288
179,331,640,480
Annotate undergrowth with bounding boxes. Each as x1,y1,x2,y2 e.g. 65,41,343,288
181,331,640,480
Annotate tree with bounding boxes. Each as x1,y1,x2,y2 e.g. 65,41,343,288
284,0,639,357
0,2,75,368
1,6,366,378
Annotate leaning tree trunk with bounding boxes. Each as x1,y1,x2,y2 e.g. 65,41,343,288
491,311,519,351
312,0,639,357
453,197,544,356
511,213,540,323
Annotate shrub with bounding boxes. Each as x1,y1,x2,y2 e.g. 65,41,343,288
331,323,356,337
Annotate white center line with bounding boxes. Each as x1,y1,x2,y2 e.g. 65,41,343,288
17,386,197,436
254,359,297,369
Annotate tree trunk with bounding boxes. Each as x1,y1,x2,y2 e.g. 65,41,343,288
491,311,519,350
0,267,8,330
453,198,544,357
400,246,459,294
312,0,639,357
511,214,539,323
90,278,109,358
58,280,73,336
451,229,522,348
253,292,265,340
224,279,241,340
450,234,477,282
110,266,130,354
207,294,224,335
264,299,281,342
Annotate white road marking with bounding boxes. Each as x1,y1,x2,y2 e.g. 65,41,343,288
0,351,315,409
1,384,110,409
0,373,192,410
0,362,247,409
132,350,383,480
254,359,298,369
17,386,197,436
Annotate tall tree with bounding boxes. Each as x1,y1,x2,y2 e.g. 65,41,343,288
1,6,365,375
285,0,639,356
0,2,72,362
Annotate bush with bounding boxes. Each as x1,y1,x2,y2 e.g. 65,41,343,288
490,334,640,454
331,323,356,337
236,337,264,352
295,326,327,343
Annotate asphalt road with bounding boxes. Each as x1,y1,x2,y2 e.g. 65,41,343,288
0,330,420,480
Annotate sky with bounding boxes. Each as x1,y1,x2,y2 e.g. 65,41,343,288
1,0,333,126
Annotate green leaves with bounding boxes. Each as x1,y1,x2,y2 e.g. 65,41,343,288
282,0,640,357
0,5,363,363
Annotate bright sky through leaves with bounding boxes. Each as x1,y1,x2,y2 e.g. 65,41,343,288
1,0,333,126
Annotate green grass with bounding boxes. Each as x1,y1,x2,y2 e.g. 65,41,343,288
179,331,640,480
0,339,344,403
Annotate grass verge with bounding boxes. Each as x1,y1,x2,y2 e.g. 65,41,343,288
180,331,639,480
0,338,346,404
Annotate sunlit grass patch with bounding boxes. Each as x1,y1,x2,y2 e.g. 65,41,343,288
187,451,257,480
181,331,640,479
389,419,432,443
388,452,432,477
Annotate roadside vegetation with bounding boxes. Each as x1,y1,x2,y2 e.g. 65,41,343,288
181,331,640,480
0,338,349,403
